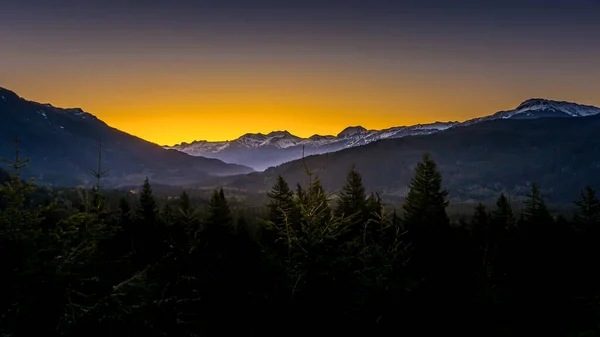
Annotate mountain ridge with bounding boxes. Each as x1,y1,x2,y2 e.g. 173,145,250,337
199,114,600,203
0,86,254,187
167,98,600,170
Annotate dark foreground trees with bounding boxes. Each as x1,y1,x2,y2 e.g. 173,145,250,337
1,151,600,336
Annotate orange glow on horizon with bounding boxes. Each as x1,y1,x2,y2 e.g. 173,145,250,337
4,57,600,146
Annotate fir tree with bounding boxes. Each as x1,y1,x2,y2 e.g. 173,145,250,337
472,203,489,231
296,183,306,204
132,177,160,262
206,188,233,228
0,137,40,241
176,190,201,229
335,165,367,219
573,185,600,230
402,153,449,231
161,203,174,226
362,192,385,243
522,183,552,226
179,190,191,213
491,193,515,232
135,177,159,227
266,175,296,224
305,177,332,225
118,197,131,222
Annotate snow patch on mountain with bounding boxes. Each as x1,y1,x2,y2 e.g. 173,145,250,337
167,121,459,160
463,98,600,126
166,98,600,171
337,126,369,138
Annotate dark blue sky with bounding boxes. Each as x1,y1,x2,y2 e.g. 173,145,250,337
1,0,600,143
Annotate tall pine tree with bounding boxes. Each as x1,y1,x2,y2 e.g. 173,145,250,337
306,177,332,226
491,193,515,232
266,175,296,225
135,177,159,227
402,153,449,231
335,165,367,219
206,188,233,229
522,183,552,227
573,185,600,231
133,177,160,263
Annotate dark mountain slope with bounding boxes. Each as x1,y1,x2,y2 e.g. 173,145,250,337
0,87,253,186
205,116,600,203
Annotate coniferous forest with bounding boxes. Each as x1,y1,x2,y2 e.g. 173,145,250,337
2,139,600,336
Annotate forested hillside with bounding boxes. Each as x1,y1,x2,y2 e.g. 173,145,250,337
2,140,600,336
207,115,600,203
0,87,253,186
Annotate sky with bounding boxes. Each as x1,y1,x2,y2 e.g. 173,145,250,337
1,0,600,145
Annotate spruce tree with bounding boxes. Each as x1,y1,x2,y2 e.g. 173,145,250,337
522,183,552,226
573,185,600,230
176,190,201,229
335,165,367,219
306,177,332,225
206,188,233,228
132,177,160,262
296,183,306,204
135,177,159,227
0,137,40,241
472,203,489,226
179,190,191,213
266,175,296,224
118,197,131,222
491,193,515,231
363,192,385,242
365,192,383,220
161,203,174,226
202,188,234,259
402,153,449,231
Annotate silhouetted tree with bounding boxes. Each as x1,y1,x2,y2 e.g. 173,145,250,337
573,185,600,231
335,165,367,219
133,177,160,263
206,188,233,229
491,193,515,232
179,190,191,213
402,153,449,231
266,175,296,225
135,177,159,227
522,183,552,227
118,197,131,222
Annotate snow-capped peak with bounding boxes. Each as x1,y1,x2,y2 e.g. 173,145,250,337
462,98,600,126
513,98,600,117
337,126,368,138
266,130,295,138
231,130,303,149
167,97,600,171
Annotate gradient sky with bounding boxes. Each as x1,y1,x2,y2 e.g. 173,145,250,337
2,0,600,145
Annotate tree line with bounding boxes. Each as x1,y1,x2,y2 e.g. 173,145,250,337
1,139,600,336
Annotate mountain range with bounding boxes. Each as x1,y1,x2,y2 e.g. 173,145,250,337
3,84,600,202
167,98,600,170
0,87,253,187
199,114,600,203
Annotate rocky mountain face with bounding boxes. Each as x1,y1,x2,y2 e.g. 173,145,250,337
0,87,253,187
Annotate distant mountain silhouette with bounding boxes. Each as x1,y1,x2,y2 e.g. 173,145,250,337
168,98,600,171
199,115,600,203
0,87,253,187
166,122,458,170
